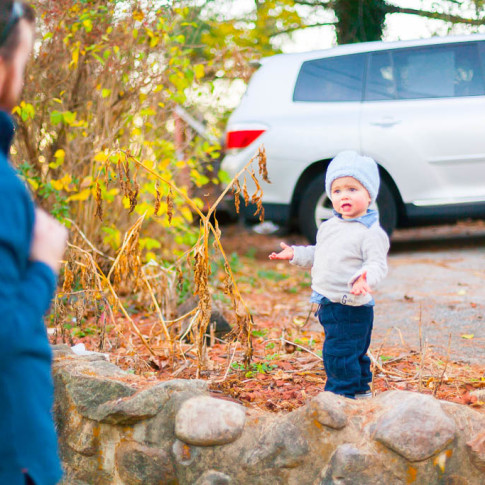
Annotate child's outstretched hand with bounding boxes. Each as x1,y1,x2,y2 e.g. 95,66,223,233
351,271,372,295
269,242,294,260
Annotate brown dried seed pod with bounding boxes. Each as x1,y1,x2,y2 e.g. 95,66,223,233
128,180,139,214
166,187,174,224
242,178,249,206
95,181,103,220
234,189,240,214
154,183,161,216
213,217,222,241
223,264,234,296
117,161,127,197
258,146,270,183
232,180,241,214
124,161,131,184
250,169,262,204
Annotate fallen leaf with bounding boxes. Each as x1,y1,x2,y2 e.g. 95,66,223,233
293,316,306,327
461,334,474,339
273,369,292,380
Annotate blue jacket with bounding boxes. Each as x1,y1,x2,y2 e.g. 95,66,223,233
0,112,62,485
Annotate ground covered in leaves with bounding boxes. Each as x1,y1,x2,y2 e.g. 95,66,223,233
59,224,485,414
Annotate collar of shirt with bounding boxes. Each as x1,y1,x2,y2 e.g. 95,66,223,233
332,209,378,228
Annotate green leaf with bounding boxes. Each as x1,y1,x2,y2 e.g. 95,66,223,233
50,111,63,125
140,237,161,250
218,170,232,185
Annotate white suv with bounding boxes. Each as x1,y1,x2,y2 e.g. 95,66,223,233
221,34,485,242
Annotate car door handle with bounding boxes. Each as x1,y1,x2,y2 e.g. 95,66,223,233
369,118,401,127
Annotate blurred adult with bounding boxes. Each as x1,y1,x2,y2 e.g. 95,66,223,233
0,2,67,484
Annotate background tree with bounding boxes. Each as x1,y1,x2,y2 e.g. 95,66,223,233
15,0,228,260
197,0,485,49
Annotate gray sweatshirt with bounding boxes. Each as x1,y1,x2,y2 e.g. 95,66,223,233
291,216,390,306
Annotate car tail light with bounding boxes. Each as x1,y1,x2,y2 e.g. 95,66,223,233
225,129,266,150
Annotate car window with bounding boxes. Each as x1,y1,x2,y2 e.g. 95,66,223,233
365,43,485,101
478,41,485,71
365,52,395,101
394,43,484,99
293,53,365,102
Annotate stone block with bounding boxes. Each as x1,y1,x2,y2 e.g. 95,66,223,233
319,444,402,485
95,379,206,425
466,430,485,472
194,470,232,484
373,391,456,461
116,441,177,485
175,396,246,446
307,392,349,429
243,418,309,469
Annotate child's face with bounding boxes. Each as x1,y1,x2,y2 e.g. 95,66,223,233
330,176,371,219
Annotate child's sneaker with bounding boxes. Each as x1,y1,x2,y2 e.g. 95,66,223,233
355,391,372,400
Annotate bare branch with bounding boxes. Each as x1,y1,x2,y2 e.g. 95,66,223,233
385,2,485,25
272,21,337,37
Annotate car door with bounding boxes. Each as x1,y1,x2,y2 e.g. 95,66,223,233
360,42,485,207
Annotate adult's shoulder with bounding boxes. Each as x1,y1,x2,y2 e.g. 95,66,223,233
0,156,26,189
0,154,33,215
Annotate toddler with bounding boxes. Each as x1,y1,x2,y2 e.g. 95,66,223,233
269,151,389,399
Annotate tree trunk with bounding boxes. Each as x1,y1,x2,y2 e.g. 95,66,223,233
334,0,388,44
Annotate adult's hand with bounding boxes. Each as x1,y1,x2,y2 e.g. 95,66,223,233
30,208,68,274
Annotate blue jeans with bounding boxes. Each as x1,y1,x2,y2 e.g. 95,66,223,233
317,301,373,398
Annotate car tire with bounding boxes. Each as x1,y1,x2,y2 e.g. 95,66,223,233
376,178,397,237
298,172,397,243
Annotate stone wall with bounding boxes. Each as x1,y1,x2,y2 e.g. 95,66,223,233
52,346,485,485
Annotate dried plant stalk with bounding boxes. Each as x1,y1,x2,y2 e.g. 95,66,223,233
82,146,268,369
95,181,103,220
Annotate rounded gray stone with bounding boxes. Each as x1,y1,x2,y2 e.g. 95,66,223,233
194,470,232,485
308,392,349,429
373,391,456,461
175,396,246,446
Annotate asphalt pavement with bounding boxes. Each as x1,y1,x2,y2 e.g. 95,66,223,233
373,222,485,365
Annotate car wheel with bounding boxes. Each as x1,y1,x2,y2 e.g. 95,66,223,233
298,173,397,243
376,178,397,237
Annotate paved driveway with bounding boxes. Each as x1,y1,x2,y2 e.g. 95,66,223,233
373,222,485,365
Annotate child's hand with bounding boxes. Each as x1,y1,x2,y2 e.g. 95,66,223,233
269,242,294,260
351,271,372,295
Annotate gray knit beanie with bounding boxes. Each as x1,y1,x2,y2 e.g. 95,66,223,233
325,151,380,203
